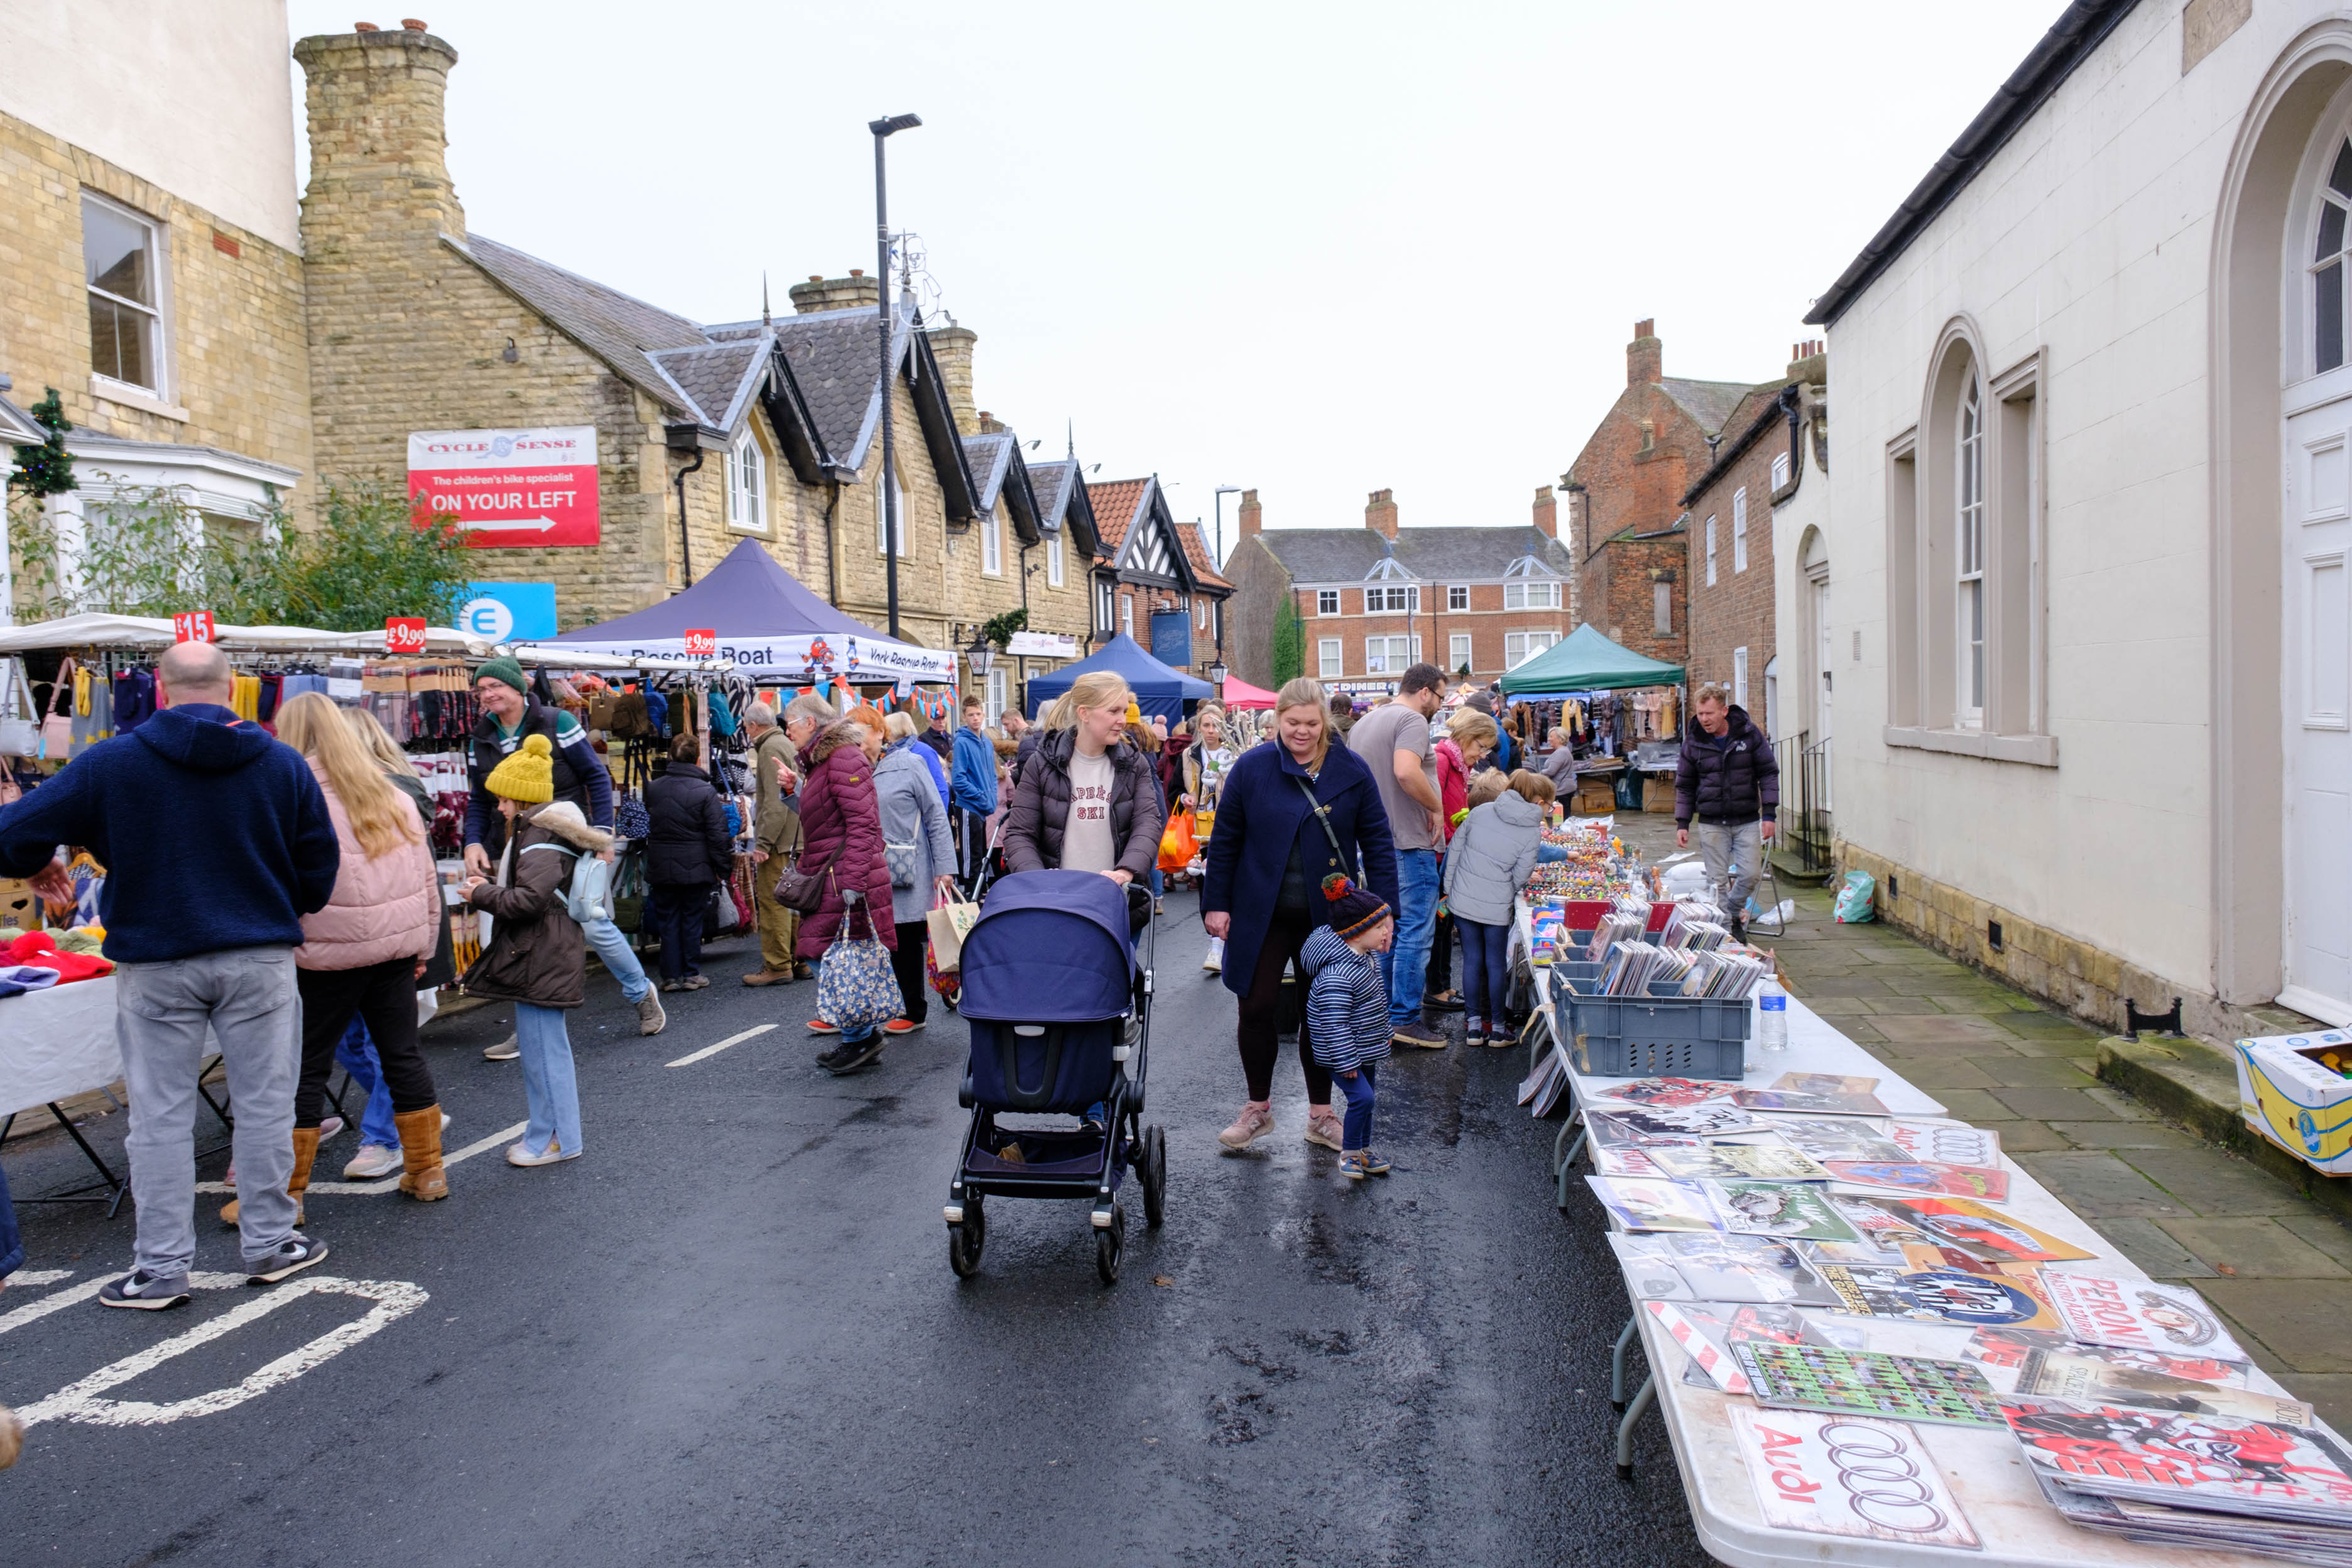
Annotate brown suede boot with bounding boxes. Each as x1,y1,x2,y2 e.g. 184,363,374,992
394,1106,449,1200
219,1125,320,1229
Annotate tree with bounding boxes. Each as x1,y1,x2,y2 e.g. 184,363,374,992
1270,593,1305,687
8,388,76,498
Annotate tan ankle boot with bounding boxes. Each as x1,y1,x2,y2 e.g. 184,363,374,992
219,1124,320,1229
394,1105,449,1200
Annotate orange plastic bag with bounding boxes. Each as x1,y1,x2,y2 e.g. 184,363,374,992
1158,813,1198,871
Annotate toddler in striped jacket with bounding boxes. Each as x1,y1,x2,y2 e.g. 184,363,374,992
1301,874,1396,1181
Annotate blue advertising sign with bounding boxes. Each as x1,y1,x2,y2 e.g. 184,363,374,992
458,582,557,643
1150,609,1193,672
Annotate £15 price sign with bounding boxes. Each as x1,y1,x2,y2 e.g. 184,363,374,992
172,611,217,645
683,629,719,658
384,617,429,655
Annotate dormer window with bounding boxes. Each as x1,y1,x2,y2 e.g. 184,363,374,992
726,430,766,531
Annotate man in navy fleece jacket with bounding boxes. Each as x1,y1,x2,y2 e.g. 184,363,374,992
0,641,340,1309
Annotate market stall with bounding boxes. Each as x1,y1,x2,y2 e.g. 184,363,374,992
1506,831,2339,1565
1499,624,1686,815
1024,633,1213,726
1217,673,1277,710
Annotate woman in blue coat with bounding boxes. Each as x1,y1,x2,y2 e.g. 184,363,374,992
1202,677,1400,1156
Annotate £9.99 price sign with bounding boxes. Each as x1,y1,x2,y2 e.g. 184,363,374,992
407,426,599,548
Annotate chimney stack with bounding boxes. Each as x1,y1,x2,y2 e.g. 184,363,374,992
295,24,466,245
1238,488,1262,540
1787,337,1827,386
787,271,883,314
1365,487,1398,540
1627,318,1663,386
928,324,979,435
1532,484,1557,538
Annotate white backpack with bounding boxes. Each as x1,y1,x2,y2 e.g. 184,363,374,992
521,842,612,925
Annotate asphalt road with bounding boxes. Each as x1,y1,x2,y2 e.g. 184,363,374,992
1,891,1710,1567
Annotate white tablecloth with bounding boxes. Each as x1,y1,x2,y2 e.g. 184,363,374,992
0,975,122,1118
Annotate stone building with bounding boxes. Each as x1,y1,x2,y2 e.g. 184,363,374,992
1805,0,2352,1037
0,0,312,624
1221,487,1576,691
1679,342,1829,737
1087,476,1232,680
1561,320,1769,667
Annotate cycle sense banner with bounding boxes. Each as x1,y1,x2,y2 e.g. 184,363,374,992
408,426,599,548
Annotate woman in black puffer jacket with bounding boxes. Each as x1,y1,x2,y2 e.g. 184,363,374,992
1003,672,1163,886
643,734,734,991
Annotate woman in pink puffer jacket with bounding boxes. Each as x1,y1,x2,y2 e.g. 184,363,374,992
232,694,447,1223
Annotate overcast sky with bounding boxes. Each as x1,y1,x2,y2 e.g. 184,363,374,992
288,1,2061,564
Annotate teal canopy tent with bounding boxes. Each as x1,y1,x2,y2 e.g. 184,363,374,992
1497,623,1685,697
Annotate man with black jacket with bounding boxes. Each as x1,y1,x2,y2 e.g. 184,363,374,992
1674,683,1778,939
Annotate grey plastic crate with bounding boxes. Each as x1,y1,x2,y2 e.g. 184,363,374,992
1552,984,1750,1081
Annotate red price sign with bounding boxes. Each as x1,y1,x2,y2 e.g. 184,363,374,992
683,629,718,658
172,611,216,644
384,616,429,654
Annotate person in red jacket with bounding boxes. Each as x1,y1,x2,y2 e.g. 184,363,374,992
795,706,898,1074
1425,707,1494,1013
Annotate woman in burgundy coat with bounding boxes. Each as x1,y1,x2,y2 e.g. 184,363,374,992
793,708,897,1074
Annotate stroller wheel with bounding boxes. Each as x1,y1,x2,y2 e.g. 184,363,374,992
1141,1125,1167,1230
948,1203,986,1278
1094,1204,1126,1286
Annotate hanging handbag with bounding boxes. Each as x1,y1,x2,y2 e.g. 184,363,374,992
614,792,651,842
884,839,920,889
0,659,40,757
773,841,838,915
40,658,75,760
924,891,979,974
815,894,902,1032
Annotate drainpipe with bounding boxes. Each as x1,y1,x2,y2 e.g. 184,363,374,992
1779,384,1805,496
673,447,705,585
825,480,843,608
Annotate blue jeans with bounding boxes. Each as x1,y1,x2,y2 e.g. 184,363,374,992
1376,848,1441,1027
1337,1064,1377,1151
514,1002,582,1157
1459,918,1512,1031
584,909,650,1002
335,1020,402,1148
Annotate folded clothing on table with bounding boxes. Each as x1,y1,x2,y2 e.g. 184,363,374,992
6,929,114,983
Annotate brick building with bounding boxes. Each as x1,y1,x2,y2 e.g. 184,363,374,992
1561,320,1770,667
1679,341,1829,737
1,1,313,624
1221,487,1576,690
1084,476,1231,680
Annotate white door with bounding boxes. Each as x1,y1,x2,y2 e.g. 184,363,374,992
1814,577,1834,811
2284,393,2352,1023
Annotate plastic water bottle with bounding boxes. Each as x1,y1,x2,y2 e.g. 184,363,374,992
1755,980,1789,1053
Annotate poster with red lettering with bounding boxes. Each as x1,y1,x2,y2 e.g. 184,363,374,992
407,426,599,548
1729,1406,1981,1548
2042,1274,2247,1361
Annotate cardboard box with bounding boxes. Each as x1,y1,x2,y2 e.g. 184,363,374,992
2233,1029,2352,1175
1643,776,1675,814
0,876,39,935
1574,781,1616,816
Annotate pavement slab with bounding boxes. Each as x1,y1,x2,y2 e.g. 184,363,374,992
2280,1212,2352,1270
2123,1148,2318,1217
2017,1152,2194,1218
1976,1057,2099,1090
2091,1217,2221,1280
2050,1121,2202,1150
1990,1086,2133,1122
2153,1217,2352,1278
2201,1280,2352,1373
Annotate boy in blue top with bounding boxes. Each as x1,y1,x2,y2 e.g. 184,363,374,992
1300,874,1396,1180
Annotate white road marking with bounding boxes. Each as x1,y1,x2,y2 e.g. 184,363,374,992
0,1274,112,1336
193,1121,528,1197
667,1023,777,1068
9,1269,75,1288
16,1272,428,1428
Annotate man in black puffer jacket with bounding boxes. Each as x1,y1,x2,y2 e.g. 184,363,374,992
643,734,734,991
1674,684,1778,938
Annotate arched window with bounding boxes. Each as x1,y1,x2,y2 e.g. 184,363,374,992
2314,139,2352,373
726,430,765,532
1957,378,1986,723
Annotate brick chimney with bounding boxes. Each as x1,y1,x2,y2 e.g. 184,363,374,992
928,324,979,435
976,410,1006,435
1628,318,1662,386
1365,487,1398,540
1238,488,1261,540
1786,337,1827,387
295,25,467,244
1532,484,1557,538
788,271,883,314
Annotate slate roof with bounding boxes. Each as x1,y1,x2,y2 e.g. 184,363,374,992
962,432,1015,511
1657,377,1761,437
460,235,708,417
768,305,913,471
1251,526,1574,585
1089,478,1150,556
647,338,767,431
1175,521,1231,592
1025,457,1102,557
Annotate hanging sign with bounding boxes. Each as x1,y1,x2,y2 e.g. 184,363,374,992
683,629,719,658
172,611,216,644
384,617,429,654
406,425,600,548
1004,631,1079,658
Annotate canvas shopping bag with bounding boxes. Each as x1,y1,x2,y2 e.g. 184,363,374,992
815,897,901,1033
924,893,980,973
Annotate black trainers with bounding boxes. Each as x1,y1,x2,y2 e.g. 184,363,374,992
1731,914,1748,943
814,1043,852,1070
1391,1021,1449,1050
246,1234,329,1285
823,1035,886,1075
98,1269,191,1310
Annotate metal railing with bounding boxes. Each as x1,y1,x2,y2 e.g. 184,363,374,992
1776,729,1834,874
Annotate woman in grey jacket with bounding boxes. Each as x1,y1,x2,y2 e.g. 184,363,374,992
1440,770,1554,1045
876,716,958,1034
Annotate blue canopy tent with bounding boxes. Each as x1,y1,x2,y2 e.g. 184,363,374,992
1023,633,1212,724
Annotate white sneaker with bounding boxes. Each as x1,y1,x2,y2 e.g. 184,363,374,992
341,1144,403,1180
484,1035,520,1061
506,1139,579,1168
1202,937,1224,974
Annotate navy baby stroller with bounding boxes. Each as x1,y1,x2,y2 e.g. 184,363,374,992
947,869,1167,1284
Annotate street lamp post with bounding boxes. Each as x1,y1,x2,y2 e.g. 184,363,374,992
869,111,922,639
1211,483,1241,570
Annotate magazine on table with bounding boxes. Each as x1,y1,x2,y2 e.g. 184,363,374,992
1853,1195,2096,1264
1646,1299,1859,1393
1814,1261,2062,1330
1646,1145,1832,1184
1585,1176,1723,1233
2000,1397,2352,1525
1583,1104,1760,1143
1733,1341,2010,1429
1885,1119,2001,1168
1770,1072,1881,1096
2015,1345,2312,1425
1752,1115,1912,1163
2025,1463,2352,1567
1961,1325,2257,1388
1606,1231,1839,1305
1732,1087,1894,1117
1728,1407,1983,1549
1589,1144,1672,1178
1593,1076,1731,1108
1820,1158,2010,1202
1703,1179,1862,1243
2040,1273,2248,1361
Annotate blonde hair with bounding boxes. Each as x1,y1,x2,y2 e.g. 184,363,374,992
342,705,419,780
1447,707,1498,752
1508,768,1557,807
1049,672,1131,730
276,692,420,860
885,710,920,741
1272,677,1332,770
1466,771,1510,809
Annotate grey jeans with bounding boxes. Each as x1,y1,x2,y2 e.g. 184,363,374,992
1696,819,1764,914
116,946,302,1277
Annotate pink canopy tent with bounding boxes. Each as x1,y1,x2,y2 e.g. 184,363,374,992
1219,675,1277,710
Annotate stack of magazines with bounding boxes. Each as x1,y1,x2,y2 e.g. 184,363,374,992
2003,1397,2352,1564
1596,942,1769,998
1679,949,1769,998
1659,900,1731,949
1582,910,1647,961
1598,941,1692,994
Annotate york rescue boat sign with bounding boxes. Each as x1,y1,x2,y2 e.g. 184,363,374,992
407,426,599,548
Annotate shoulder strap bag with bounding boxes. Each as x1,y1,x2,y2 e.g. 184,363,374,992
0,658,41,758
40,658,76,760
1292,773,1354,883
772,839,840,915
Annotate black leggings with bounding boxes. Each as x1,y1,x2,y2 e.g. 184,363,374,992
892,920,928,1024
294,957,437,1128
1236,910,1332,1106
